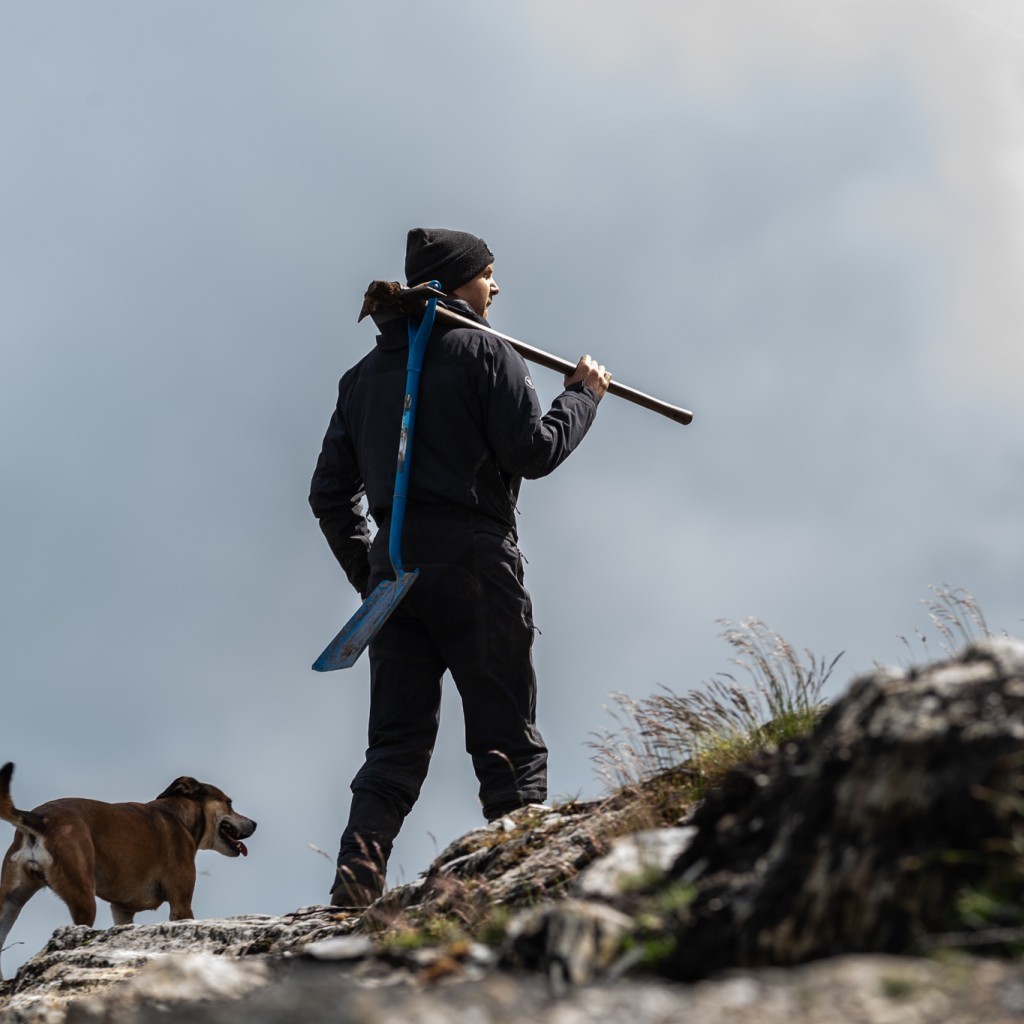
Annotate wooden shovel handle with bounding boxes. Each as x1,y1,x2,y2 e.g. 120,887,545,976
433,306,694,426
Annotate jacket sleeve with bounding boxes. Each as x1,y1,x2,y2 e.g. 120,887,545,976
483,338,601,480
309,393,371,596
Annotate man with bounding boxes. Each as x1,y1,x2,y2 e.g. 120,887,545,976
309,227,611,907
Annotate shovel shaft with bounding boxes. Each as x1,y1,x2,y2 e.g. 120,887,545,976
312,292,439,671
433,306,694,426
389,301,437,573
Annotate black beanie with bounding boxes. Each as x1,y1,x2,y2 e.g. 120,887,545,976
404,227,494,293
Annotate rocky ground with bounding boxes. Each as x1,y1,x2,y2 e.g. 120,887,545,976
4,638,1024,1023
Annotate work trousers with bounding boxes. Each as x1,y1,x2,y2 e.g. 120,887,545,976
336,514,548,884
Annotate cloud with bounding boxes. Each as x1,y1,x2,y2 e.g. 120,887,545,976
519,0,1024,397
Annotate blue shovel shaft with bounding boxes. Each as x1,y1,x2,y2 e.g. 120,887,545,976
389,366,423,575
312,293,439,672
312,571,418,671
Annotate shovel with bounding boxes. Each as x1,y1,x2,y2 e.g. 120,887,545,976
311,290,440,672
357,281,694,426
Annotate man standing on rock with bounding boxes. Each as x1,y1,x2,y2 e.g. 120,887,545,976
309,227,611,907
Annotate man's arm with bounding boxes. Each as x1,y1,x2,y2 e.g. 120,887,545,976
309,401,371,596
484,341,611,480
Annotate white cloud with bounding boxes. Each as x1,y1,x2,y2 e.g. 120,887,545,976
520,0,1024,397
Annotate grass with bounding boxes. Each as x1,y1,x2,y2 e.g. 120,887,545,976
896,583,998,666
590,618,840,815
929,757,1024,952
359,876,515,953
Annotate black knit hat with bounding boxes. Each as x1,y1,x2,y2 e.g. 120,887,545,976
404,227,494,293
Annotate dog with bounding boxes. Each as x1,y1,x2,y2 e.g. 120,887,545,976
0,762,256,979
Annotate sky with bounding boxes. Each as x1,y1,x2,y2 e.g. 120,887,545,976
2,0,1023,976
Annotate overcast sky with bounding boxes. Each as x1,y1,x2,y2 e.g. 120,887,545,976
2,0,1023,975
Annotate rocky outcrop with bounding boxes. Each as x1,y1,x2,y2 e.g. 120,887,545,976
659,637,1024,978
4,639,1024,1022
53,952,1024,1024
0,912,352,1023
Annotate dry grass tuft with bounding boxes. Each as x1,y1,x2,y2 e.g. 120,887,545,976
896,583,999,666
590,618,840,814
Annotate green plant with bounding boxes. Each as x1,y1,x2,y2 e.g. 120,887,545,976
879,975,919,1000
590,618,838,807
358,872,518,953
384,915,466,950
619,931,677,968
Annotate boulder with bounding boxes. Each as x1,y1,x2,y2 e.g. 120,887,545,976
660,638,1024,979
0,910,357,1024
502,900,634,987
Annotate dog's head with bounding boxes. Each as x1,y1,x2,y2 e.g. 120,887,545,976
157,776,257,858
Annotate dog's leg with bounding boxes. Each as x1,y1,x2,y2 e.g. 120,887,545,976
46,847,98,928
0,854,45,981
110,904,135,927
166,889,195,921
164,861,196,921
0,884,41,980
61,891,97,927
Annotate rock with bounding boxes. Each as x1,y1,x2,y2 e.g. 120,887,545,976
574,827,697,900
422,799,635,906
0,910,358,1024
502,899,634,988
64,955,268,1023
301,936,376,962
24,954,1024,1024
659,638,1024,979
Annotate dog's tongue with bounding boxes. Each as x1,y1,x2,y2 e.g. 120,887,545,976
237,839,248,857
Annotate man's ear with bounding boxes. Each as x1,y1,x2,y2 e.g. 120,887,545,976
157,776,206,801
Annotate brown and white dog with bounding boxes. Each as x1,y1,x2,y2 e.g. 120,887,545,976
0,762,256,979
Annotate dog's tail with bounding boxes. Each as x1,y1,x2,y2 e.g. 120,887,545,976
0,762,45,836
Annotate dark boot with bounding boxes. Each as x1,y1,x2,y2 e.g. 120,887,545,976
330,856,386,910
329,787,405,908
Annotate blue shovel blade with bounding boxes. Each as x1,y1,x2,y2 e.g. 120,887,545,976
312,571,419,672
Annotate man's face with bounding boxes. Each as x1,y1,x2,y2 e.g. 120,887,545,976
451,264,499,318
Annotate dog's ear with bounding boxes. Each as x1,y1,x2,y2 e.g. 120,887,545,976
157,777,207,801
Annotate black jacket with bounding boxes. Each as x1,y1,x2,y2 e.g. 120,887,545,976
309,299,600,593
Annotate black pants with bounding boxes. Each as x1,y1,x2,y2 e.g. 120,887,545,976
336,515,548,884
